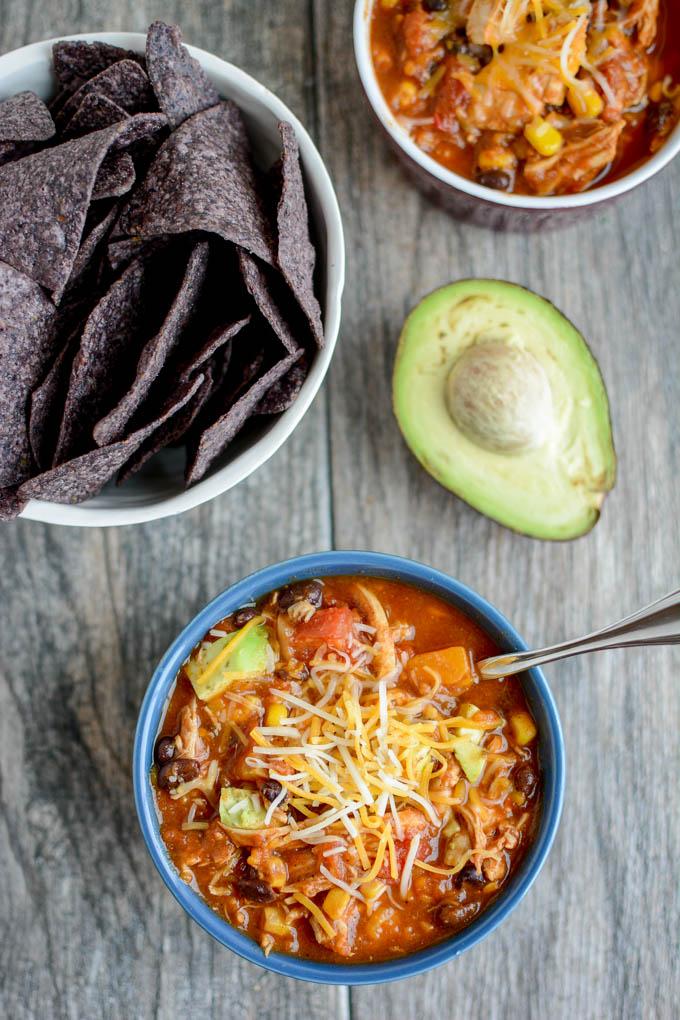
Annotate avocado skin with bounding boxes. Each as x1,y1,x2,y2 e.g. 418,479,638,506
392,279,617,541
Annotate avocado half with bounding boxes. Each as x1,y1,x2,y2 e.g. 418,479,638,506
392,280,616,540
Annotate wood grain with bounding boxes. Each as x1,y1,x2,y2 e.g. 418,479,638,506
0,1,679,1018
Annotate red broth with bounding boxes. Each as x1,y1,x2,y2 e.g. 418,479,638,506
153,577,541,963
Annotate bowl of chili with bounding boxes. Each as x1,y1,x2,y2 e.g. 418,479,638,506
354,0,680,229
133,551,565,984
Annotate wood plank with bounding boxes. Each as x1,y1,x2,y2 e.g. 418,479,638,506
0,3,343,1019
316,4,680,1019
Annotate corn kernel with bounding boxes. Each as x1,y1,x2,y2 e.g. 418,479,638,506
477,148,516,172
568,85,604,119
510,710,538,746
395,80,418,109
265,702,288,727
381,0,400,7
361,880,386,901
323,888,351,920
511,790,526,807
524,117,564,157
262,906,292,938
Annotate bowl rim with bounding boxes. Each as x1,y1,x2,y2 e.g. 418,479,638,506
353,0,680,211
133,550,565,985
6,31,345,527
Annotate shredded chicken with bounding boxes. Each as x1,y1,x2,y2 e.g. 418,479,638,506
598,27,648,122
620,0,660,49
523,120,624,194
467,0,531,47
352,584,397,679
310,899,361,957
175,699,207,760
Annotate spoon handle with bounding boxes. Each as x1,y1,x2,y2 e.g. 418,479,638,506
477,588,680,680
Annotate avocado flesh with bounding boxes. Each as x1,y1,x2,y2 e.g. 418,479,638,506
186,622,271,701
393,280,616,540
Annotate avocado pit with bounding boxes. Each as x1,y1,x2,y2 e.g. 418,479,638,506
445,340,557,455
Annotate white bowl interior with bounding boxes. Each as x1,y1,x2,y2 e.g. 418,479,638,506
5,33,344,525
354,0,680,211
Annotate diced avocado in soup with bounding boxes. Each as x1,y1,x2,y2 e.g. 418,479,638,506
186,619,272,701
219,787,268,829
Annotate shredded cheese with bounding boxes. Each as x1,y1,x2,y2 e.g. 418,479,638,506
399,834,421,900
292,892,336,939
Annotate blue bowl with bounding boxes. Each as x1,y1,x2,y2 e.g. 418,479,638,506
133,551,565,985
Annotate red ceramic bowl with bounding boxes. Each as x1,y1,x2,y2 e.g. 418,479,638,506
353,0,680,230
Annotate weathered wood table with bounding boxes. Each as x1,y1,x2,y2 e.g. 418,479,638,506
1,2,678,1018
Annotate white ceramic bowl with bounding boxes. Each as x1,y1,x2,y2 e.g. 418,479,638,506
354,0,680,226
2,32,344,526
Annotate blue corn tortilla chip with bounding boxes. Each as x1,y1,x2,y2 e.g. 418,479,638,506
116,102,275,265
107,234,171,273
52,41,146,98
0,92,56,169
111,112,168,151
146,21,219,129
56,60,156,128
62,92,128,138
256,355,309,415
0,91,55,142
55,243,204,462
93,241,210,446
0,122,123,300
238,249,301,354
185,347,302,485
0,485,25,520
19,373,203,504
117,365,216,484
53,256,148,463
93,152,136,201
0,261,56,486
273,122,324,348
29,331,80,470
66,204,119,295
177,315,251,382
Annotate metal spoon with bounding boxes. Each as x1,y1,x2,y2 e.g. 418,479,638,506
477,588,680,680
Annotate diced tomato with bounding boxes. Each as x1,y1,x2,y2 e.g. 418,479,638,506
433,64,470,135
290,606,355,655
379,830,433,883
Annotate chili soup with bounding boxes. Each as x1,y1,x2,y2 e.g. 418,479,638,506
152,576,541,963
370,1,680,196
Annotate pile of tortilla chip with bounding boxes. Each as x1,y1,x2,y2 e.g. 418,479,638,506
0,21,323,521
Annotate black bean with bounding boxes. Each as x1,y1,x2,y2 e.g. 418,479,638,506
475,169,511,191
232,606,258,628
234,877,276,903
468,43,493,66
647,100,675,138
278,580,323,610
261,779,284,803
454,862,486,887
154,736,177,767
156,758,199,791
424,0,449,10
436,899,480,929
514,763,538,798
